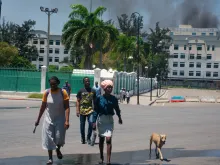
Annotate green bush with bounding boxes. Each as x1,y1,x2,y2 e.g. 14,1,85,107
27,93,43,99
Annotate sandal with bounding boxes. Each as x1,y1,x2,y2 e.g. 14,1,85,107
98,156,104,164
46,159,53,165
56,148,63,159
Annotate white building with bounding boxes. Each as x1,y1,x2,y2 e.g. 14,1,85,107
167,25,220,87
29,30,70,70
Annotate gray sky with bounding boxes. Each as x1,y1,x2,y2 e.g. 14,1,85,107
2,0,220,35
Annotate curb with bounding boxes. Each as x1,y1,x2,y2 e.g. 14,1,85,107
0,97,76,103
149,90,167,106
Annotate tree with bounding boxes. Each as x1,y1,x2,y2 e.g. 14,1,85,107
113,34,136,71
0,42,35,68
0,42,18,66
59,65,74,72
146,22,172,78
62,4,119,69
0,18,38,61
117,14,147,37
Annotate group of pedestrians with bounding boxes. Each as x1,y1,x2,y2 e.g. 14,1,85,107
120,88,130,104
35,76,123,165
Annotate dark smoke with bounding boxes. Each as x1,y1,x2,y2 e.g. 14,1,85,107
48,0,219,30
180,0,219,28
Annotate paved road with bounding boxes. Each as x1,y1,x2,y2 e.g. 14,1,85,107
0,100,220,165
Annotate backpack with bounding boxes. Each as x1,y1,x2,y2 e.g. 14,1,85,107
62,84,70,94
46,88,64,99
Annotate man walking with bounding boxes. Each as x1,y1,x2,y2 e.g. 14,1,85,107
76,77,96,144
63,81,71,97
93,81,101,97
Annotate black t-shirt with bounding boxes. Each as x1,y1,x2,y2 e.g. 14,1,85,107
76,87,96,115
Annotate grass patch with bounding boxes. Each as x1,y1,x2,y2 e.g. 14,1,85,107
27,93,43,99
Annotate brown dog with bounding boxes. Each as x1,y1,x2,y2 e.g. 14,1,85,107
149,133,167,160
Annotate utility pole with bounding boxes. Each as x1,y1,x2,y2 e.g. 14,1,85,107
0,0,2,22
40,7,58,69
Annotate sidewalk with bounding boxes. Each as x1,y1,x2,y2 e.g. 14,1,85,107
121,88,167,106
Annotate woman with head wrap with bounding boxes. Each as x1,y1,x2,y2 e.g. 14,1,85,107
35,76,70,164
93,79,123,165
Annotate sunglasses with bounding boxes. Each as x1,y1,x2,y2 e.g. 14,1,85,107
107,86,113,89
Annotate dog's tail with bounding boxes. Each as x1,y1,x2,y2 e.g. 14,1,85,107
149,135,152,156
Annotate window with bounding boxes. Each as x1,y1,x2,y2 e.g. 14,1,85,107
174,45,179,50
49,48,53,54
214,63,219,68
55,48,60,54
196,71,201,77
213,72,218,77
55,57,59,62
64,49,69,54
32,57,37,61
56,40,60,45
189,54,194,59
192,32,196,36
170,32,174,36
40,40,45,45
39,65,43,70
206,72,211,77
174,53,178,58
201,32,206,36
180,62,185,67
209,33,214,36
196,62,201,68
207,54,212,60
173,62,178,67
40,48,44,53
180,70,184,76
49,57,52,62
39,56,43,62
180,53,185,59
207,45,210,51
189,62,194,68
189,45,192,50
196,54,201,59
206,63,211,68
212,45,215,51
184,45,187,50
197,45,202,51
49,40,53,45
172,70,177,76
33,39,38,44
189,71,194,76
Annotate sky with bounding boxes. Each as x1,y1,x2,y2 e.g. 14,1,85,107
1,0,220,35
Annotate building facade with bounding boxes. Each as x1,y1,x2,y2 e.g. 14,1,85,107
29,30,70,70
167,25,220,88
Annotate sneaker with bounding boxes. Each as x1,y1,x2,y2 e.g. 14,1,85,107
87,139,91,145
81,139,86,144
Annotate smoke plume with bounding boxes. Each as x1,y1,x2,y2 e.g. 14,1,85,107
179,0,219,28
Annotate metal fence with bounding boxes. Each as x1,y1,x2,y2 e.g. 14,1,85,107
0,68,41,92
46,71,94,94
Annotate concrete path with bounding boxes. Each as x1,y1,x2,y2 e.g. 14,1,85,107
1,100,220,165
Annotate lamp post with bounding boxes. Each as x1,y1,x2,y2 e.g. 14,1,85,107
156,73,159,97
40,6,58,69
131,12,141,105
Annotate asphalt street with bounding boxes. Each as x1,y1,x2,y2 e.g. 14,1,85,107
0,99,220,165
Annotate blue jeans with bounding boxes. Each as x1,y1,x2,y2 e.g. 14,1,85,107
80,113,93,140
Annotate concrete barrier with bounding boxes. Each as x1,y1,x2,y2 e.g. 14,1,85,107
200,96,216,103
185,96,200,102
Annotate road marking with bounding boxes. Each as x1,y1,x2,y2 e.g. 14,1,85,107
162,103,165,106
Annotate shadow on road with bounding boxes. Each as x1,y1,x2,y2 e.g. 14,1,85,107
1,147,220,165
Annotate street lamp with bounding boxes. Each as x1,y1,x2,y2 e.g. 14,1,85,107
40,6,58,69
131,12,141,105
156,73,159,97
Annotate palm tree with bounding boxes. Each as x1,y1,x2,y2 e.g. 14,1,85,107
113,34,136,72
62,4,118,69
